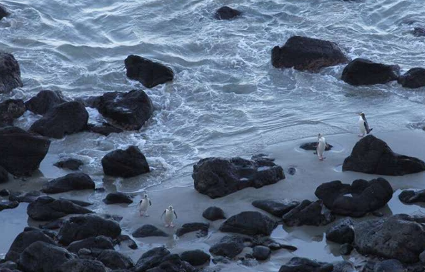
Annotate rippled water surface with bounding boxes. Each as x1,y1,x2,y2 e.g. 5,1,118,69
1,0,425,189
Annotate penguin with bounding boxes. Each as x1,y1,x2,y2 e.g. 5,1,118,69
358,112,373,137
161,205,178,228
317,133,326,161
139,194,152,217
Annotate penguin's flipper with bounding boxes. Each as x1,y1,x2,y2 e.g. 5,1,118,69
367,128,373,134
149,200,152,206
174,211,178,219
161,210,166,218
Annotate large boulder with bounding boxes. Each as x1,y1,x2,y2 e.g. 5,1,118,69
5,229,56,262
180,250,210,266
25,90,68,115
92,90,153,130
202,206,226,221
354,214,425,263
103,192,133,204
209,236,245,258
132,224,168,238
0,52,23,93
125,55,174,88
325,218,355,244
193,156,284,198
101,146,150,178
67,236,114,253
0,126,50,176
398,68,425,88
341,58,400,86
315,178,393,217
214,6,242,20
0,5,10,20
271,36,348,72
0,99,26,127
42,173,95,194
58,214,121,245
19,241,75,272
219,211,277,236
282,200,335,227
134,247,170,272
342,135,425,176
176,223,209,237
27,196,92,221
59,259,107,272
252,199,299,217
97,250,134,270
399,189,425,204
30,101,88,138
279,257,333,272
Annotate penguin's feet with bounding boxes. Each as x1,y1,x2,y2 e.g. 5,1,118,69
144,213,150,217
139,212,144,217
358,134,364,137
319,157,324,161
170,223,175,228
165,224,170,228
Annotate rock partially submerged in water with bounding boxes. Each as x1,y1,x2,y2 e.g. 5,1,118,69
60,259,107,272
103,192,133,205
67,235,114,253
97,249,134,270
9,190,42,203
412,27,425,37
282,200,335,227
0,99,26,127
91,90,154,130
271,36,348,72
315,178,393,217
326,218,355,244
86,122,123,136
252,199,299,217
102,146,150,178
54,158,83,171
58,214,121,245
0,5,10,20
219,211,277,236
399,189,425,204
209,236,245,258
0,200,18,211
214,6,242,20
193,155,284,198
343,135,425,176
299,142,333,151
341,58,400,86
0,126,50,176
25,90,68,115
27,196,92,221
125,55,174,88
354,214,425,263
180,250,211,266
278,257,333,272
398,67,425,88
30,101,89,139
0,52,23,93
176,223,209,237
202,206,226,221
133,224,168,238
42,173,95,194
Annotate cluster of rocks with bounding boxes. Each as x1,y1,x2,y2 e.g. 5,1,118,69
272,36,425,89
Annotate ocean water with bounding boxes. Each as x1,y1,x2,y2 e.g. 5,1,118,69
1,0,425,192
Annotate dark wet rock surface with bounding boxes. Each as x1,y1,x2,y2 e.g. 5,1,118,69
180,250,210,266
398,67,425,88
399,189,425,204
219,211,277,236
252,199,299,217
54,158,83,171
202,206,226,221
9,191,42,203
341,58,400,86
214,6,242,20
27,196,92,221
176,223,209,237
101,146,150,178
86,122,123,136
132,224,168,238
25,90,68,115
103,192,133,205
0,200,18,211
326,218,355,244
209,236,245,258
125,55,174,88
0,52,23,93
282,200,335,227
0,99,25,127
42,173,95,194
67,236,114,253
278,257,333,272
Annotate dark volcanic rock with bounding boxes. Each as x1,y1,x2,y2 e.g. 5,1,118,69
0,99,25,127
354,214,425,263
326,218,355,244
209,236,245,258
315,178,393,217
342,135,425,176
25,90,68,115
180,250,210,266
145,254,196,272
132,224,168,238
398,67,425,88
202,206,226,221
252,199,299,217
42,173,95,194
19,241,75,272
101,146,150,178
0,200,18,211
0,165,9,183
59,259,107,272
339,244,353,256
193,156,284,198
252,246,271,261
9,190,42,203
341,58,400,86
30,101,89,138
91,90,154,130
67,236,114,253
412,27,425,37
219,211,277,236
97,250,134,270
54,158,83,171
0,5,10,20
282,200,335,227
5,229,56,262
399,189,425,204
115,234,138,250
86,122,123,136
0,188,9,196
58,214,121,245
271,36,348,72
300,142,333,151
279,257,333,272
176,223,209,237
214,6,241,20
125,55,174,88
27,196,92,221
0,126,50,176
134,247,170,272
103,192,133,205
0,52,23,93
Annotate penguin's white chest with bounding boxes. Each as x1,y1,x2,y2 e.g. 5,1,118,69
140,199,149,212
317,138,326,156
164,210,174,224
358,117,366,133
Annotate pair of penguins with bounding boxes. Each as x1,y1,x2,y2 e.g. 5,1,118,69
316,112,372,160
139,194,178,228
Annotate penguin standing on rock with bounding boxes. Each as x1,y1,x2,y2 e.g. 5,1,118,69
161,205,178,228
139,194,152,217
358,112,373,137
317,134,326,161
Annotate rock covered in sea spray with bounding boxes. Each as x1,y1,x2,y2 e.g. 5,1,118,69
0,52,23,93
125,55,174,88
